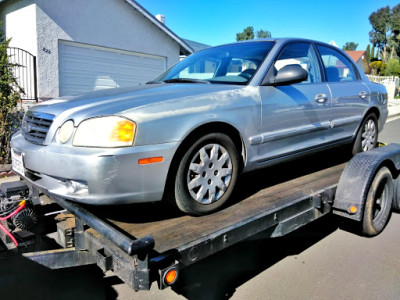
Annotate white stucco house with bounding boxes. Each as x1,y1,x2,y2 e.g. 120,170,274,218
0,0,193,100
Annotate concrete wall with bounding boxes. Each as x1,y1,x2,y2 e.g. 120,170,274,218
2,0,181,100
0,0,37,56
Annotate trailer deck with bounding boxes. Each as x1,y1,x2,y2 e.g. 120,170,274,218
100,163,345,255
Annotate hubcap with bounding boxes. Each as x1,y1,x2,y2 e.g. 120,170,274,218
187,143,233,204
361,119,376,151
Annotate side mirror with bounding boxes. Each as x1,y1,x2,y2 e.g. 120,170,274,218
263,64,308,86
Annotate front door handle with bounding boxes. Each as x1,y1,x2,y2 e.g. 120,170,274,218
359,91,368,99
315,94,328,103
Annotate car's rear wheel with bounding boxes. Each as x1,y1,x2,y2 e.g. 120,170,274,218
352,113,378,155
174,133,239,215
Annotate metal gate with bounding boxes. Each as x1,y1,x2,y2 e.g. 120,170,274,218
7,47,38,102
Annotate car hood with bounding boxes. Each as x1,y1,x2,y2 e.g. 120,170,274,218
31,84,244,124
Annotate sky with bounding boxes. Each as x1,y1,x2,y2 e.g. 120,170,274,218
135,0,400,51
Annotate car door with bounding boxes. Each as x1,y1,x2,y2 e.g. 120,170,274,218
257,42,333,163
315,44,369,141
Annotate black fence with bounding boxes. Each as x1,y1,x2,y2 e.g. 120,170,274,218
7,47,38,102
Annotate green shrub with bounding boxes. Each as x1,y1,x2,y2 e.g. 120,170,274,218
370,61,383,75
0,23,23,164
384,59,400,76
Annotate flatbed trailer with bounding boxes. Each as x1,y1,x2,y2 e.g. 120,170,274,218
1,144,400,292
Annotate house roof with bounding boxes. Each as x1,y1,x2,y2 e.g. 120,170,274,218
345,50,366,63
183,39,211,52
125,0,193,55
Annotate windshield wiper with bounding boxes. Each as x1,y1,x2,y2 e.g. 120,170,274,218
163,78,210,84
146,80,165,84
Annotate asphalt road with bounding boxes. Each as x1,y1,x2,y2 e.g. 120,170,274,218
1,117,400,300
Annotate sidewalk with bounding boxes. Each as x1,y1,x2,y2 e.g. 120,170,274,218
388,98,400,119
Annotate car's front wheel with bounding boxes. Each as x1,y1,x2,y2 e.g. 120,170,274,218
174,133,240,215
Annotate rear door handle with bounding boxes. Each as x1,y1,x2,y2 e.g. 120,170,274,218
315,94,328,103
359,91,368,99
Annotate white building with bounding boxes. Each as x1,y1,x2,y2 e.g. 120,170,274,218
0,0,193,100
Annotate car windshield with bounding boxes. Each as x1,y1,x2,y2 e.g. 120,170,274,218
153,41,275,85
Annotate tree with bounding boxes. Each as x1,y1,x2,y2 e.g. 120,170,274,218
236,26,255,41
391,4,400,58
371,45,376,60
0,23,22,163
256,30,271,39
236,26,271,41
369,4,400,62
369,6,390,62
343,42,358,51
366,44,371,62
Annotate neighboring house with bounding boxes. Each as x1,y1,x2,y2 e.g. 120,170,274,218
0,0,193,100
180,39,210,60
345,50,370,74
329,40,339,48
183,39,210,52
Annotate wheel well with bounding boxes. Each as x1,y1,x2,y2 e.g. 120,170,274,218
162,122,245,199
366,107,380,121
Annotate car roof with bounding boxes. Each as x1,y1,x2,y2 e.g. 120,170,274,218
235,37,332,47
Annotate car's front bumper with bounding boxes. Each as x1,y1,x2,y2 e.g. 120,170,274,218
11,131,179,205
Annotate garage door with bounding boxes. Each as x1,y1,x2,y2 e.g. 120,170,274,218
59,41,166,96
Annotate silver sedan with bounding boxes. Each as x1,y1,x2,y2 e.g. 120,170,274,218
11,38,388,215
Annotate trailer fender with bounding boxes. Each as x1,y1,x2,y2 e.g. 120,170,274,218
333,143,400,221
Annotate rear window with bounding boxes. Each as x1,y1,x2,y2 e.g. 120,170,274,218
316,45,358,82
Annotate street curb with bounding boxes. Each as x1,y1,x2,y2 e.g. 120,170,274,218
388,114,400,122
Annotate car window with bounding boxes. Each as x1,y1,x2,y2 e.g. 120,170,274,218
274,43,321,84
178,58,218,80
154,42,275,85
316,45,358,82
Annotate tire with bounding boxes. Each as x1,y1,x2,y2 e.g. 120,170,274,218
174,133,240,215
352,113,378,155
393,176,400,212
362,166,393,236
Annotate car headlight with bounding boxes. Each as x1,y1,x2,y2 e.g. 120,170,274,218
73,116,136,147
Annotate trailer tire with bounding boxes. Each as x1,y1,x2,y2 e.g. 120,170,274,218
174,133,239,215
352,113,378,155
362,166,393,236
392,176,400,212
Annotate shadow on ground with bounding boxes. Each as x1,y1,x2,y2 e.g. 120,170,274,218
170,214,342,300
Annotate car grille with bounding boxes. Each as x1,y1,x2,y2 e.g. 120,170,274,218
21,111,55,145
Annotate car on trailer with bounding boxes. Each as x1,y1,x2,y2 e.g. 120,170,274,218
11,38,388,215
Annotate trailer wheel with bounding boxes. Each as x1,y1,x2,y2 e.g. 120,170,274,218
392,176,400,212
352,113,378,155
174,133,239,215
362,166,393,236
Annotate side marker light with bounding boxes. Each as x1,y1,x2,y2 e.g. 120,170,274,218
138,157,163,165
